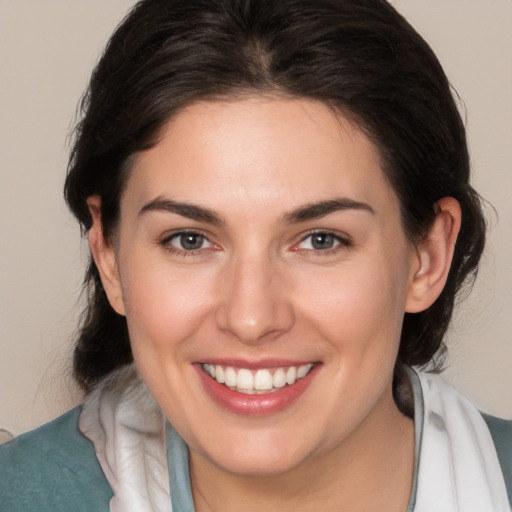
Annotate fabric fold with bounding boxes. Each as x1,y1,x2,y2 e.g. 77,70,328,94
79,365,172,512
413,370,509,512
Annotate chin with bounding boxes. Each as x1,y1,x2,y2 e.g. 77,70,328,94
190,422,325,478
206,446,309,477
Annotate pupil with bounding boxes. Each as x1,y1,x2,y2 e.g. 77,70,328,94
181,233,203,250
312,233,334,250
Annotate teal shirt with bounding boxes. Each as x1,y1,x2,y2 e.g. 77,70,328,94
1,405,511,511
0,408,197,512
483,413,512,505
0,408,112,511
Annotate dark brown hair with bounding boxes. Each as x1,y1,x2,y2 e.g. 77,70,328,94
65,0,486,393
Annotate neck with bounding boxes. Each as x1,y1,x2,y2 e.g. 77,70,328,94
189,391,415,512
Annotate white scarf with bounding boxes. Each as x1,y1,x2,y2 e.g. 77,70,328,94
79,365,509,512
79,366,172,512
413,370,509,511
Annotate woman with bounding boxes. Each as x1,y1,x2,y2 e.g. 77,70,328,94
1,0,510,510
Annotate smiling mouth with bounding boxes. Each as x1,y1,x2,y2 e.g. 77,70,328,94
201,363,315,394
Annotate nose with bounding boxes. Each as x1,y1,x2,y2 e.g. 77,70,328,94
215,252,295,344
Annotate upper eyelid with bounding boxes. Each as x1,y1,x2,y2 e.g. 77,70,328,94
160,230,216,255
158,229,351,251
289,231,352,255
297,229,352,244
161,228,212,242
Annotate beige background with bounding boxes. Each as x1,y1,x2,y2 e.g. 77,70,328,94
1,0,511,437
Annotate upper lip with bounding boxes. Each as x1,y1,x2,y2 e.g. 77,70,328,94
195,358,318,369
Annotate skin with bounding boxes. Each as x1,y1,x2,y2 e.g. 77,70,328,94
88,97,461,511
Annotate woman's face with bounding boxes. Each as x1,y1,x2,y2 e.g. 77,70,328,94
108,97,419,476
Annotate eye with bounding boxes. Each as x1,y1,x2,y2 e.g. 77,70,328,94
295,231,350,252
162,231,214,253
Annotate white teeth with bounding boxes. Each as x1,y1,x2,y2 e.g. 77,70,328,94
297,363,313,379
254,369,273,391
202,363,314,392
224,367,237,387
215,365,225,384
237,369,254,390
286,366,297,385
204,364,216,378
272,368,287,388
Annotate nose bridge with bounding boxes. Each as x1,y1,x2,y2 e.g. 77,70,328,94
215,246,294,343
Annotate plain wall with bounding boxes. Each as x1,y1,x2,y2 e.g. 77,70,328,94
1,0,511,436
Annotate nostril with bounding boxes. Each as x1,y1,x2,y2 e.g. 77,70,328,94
214,259,295,343
215,300,295,344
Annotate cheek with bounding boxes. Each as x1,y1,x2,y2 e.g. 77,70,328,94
119,257,217,351
295,255,410,355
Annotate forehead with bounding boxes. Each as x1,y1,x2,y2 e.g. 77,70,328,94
125,97,398,220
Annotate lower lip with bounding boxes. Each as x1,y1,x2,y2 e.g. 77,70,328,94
195,364,320,416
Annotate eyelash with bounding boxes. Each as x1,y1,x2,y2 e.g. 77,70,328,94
160,229,351,257
160,230,215,256
293,230,352,255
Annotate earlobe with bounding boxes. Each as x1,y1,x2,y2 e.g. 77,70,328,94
405,197,462,313
87,196,126,316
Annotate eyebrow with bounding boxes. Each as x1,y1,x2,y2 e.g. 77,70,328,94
139,196,374,226
139,197,225,225
283,198,375,223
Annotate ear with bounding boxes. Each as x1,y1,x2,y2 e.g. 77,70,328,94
405,197,462,313
87,195,126,316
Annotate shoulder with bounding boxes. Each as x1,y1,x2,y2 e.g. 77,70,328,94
482,413,512,506
0,407,112,512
